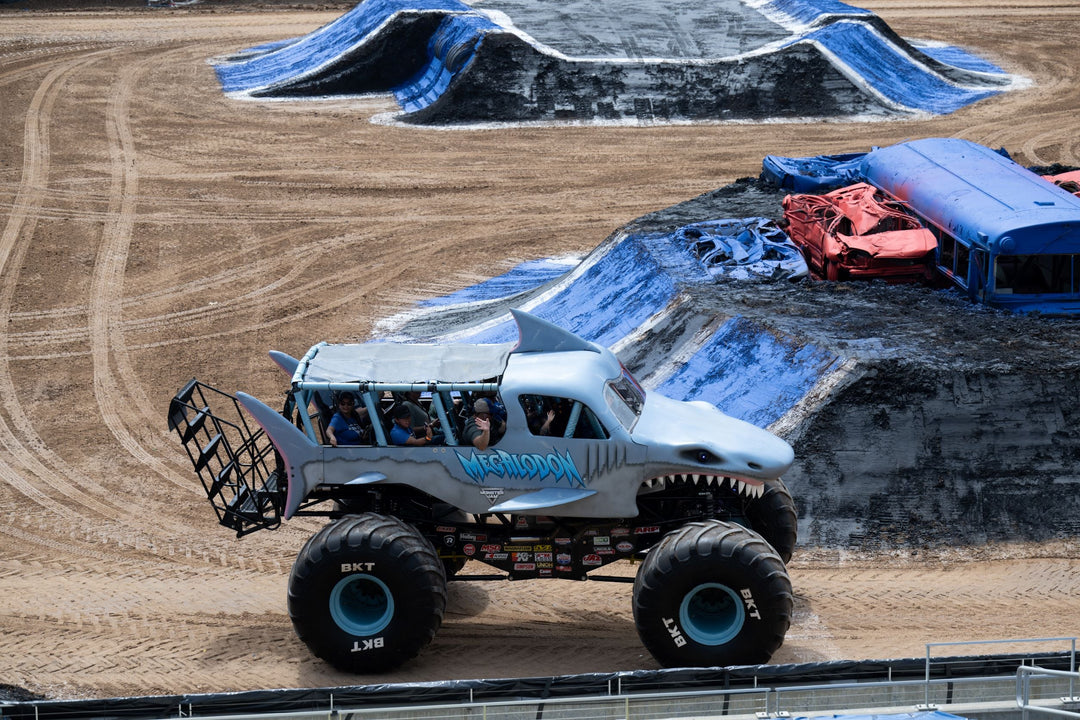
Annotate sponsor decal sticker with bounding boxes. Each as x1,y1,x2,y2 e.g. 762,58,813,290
535,552,552,563
485,552,508,560
593,536,610,546
436,526,456,533
740,588,762,619
480,487,505,504
663,618,687,647
556,553,572,565
514,563,536,571
583,554,602,566
480,544,501,553
616,541,634,553
512,552,532,562
351,637,385,652
341,562,375,573
463,543,476,556
461,533,487,542
633,525,660,535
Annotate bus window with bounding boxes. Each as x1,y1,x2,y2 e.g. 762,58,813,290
955,242,970,288
939,235,956,276
996,255,1076,295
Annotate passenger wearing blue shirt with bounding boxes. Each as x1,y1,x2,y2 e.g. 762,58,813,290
390,404,432,446
326,392,369,446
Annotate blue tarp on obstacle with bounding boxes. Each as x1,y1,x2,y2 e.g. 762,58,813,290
761,0,872,25
916,44,1004,74
454,236,682,348
656,316,838,427
761,152,867,192
212,0,1017,122
395,14,495,112
214,0,476,96
418,258,575,307
393,225,836,428
789,21,1000,114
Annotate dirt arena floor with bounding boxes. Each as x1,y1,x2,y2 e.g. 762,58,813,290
2,0,1080,701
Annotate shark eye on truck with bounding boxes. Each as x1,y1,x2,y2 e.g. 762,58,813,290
683,448,720,464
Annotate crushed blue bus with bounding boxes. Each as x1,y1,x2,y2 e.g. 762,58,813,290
860,138,1080,314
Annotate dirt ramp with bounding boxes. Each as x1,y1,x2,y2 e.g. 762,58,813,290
213,0,1021,123
788,365,1080,548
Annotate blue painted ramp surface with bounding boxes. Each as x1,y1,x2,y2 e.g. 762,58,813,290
395,14,495,113
214,0,477,96
792,21,1000,113
389,224,837,428
418,258,576,307
656,316,839,427
212,0,1019,122
762,0,872,25
458,235,683,348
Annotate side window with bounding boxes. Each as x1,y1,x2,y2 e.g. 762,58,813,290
955,241,971,288
939,234,956,275
519,395,608,439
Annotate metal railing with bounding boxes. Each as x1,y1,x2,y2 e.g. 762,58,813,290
165,644,1079,720
1017,666,1080,720
6,640,1080,720
926,638,1078,709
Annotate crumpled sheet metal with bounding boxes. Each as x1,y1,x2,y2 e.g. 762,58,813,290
824,183,937,258
761,151,867,193
673,218,808,281
1044,170,1080,196
782,182,936,281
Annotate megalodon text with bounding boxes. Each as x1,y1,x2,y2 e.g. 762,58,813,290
456,449,584,487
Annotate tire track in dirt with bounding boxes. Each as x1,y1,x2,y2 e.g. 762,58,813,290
4,257,415,361
89,46,177,476
0,49,129,523
3,232,361,350
0,45,304,565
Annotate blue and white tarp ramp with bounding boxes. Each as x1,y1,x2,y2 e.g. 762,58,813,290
213,0,1024,123
377,219,837,431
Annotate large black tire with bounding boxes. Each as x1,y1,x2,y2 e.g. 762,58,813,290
288,513,447,673
632,520,792,668
742,478,798,564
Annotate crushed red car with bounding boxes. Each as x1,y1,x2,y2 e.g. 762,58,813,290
1043,170,1080,197
782,182,937,282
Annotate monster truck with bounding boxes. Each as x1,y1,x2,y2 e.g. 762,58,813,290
168,310,798,672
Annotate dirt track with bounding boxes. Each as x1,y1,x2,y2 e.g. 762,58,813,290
2,0,1080,701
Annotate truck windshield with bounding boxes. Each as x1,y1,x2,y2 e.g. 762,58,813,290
604,365,645,431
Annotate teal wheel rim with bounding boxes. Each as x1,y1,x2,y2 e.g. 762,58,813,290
329,573,394,636
678,582,745,646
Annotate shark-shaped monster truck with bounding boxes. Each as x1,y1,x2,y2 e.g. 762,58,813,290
169,310,798,672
